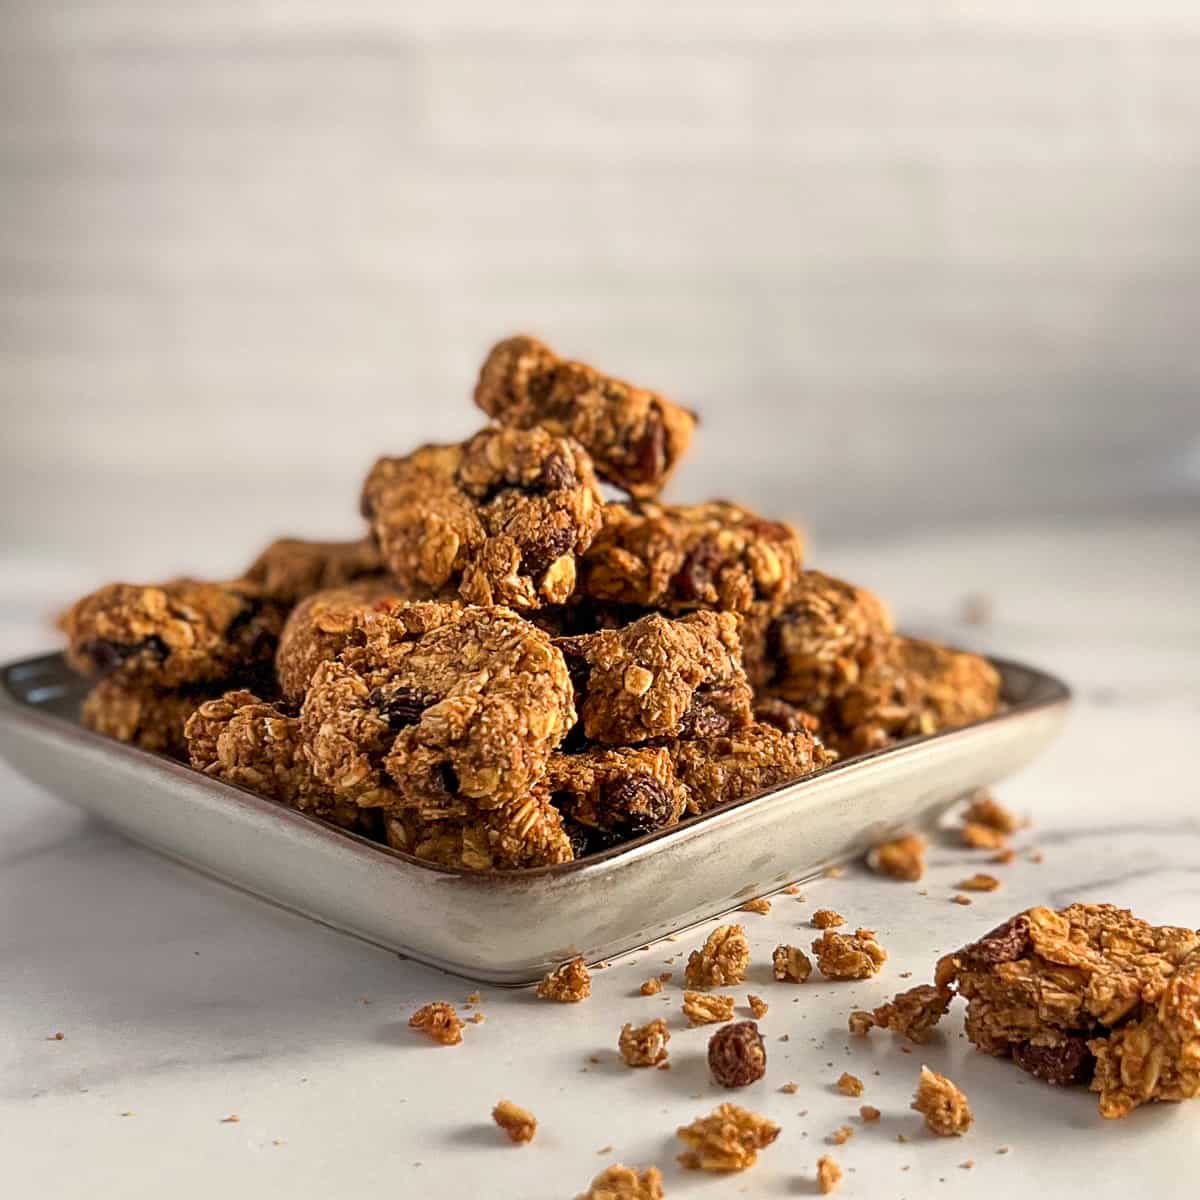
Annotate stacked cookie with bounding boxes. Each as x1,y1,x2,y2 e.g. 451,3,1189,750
61,335,1000,871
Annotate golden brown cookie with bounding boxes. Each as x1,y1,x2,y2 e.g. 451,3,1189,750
81,677,207,760
242,536,385,605
473,334,697,499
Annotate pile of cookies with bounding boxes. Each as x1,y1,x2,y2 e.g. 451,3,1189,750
60,336,1001,871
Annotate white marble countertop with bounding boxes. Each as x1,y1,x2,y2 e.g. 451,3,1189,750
1,514,1198,1200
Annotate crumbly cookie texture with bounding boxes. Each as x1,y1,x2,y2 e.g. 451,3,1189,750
816,1154,843,1194
542,746,687,841
670,722,834,815
867,984,953,1043
963,790,1019,834
580,500,803,621
911,1066,972,1135
243,536,384,605
685,925,751,988
361,427,603,611
491,1098,537,1144
708,1021,766,1087
867,833,927,882
557,610,752,744
537,957,591,1002
812,929,888,980
683,992,736,1026
773,944,813,983
576,1165,665,1200
619,1018,671,1067
811,909,845,929
301,603,575,819
275,580,411,703
474,334,697,499
752,695,822,736
81,678,208,760
676,1103,780,1172
829,635,1001,756
408,1001,464,1046
936,904,1200,1118
755,570,892,701
185,690,365,830
63,579,285,688
837,1072,864,1097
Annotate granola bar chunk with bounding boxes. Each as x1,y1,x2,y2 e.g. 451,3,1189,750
869,984,953,1043
81,677,208,760
542,746,687,841
576,1165,665,1200
185,690,364,830
829,635,1001,756
671,723,834,815
537,957,591,1002
492,1098,537,1143
275,580,412,703
557,610,753,744
619,1018,671,1067
242,536,384,605
772,944,813,983
938,904,1200,1118
63,579,286,688
361,427,602,610
867,833,927,882
676,1103,780,1172
580,500,803,620
300,603,575,814
812,929,888,980
474,334,697,498
685,924,750,988
756,570,892,701
683,991,736,1026
911,1066,972,1135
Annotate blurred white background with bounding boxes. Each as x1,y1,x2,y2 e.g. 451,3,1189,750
2,1,1199,586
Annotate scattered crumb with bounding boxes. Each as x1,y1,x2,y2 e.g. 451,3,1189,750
537,958,591,1002
811,909,845,929
640,977,663,996
658,971,672,982
119,1111,134,1118
409,1001,464,1045
685,925,750,988
271,1139,285,1147
357,996,371,1005
912,1066,973,1136
657,1061,671,1071
960,1160,976,1170
492,1099,536,1144
953,894,973,905
964,791,1020,834
958,873,1001,892
596,1145,613,1155
829,1125,853,1145
780,1082,799,1094
961,822,1008,850
991,848,1017,865
577,1164,664,1199
588,1054,602,1064
747,994,769,1019
772,944,813,983
740,897,771,915
779,1034,790,1042
1029,851,1045,864
619,1019,671,1067
836,1072,864,1097
48,1032,65,1041
899,971,912,978
466,991,481,1005
866,834,927,882
220,1115,240,1124
683,991,735,1026
847,1010,875,1037
898,1134,908,1143
824,865,845,879
960,592,993,626
812,929,887,980
997,1145,1010,1154
816,1154,843,1193
677,1103,780,1172
468,1013,485,1024
859,1105,881,1122
784,884,803,896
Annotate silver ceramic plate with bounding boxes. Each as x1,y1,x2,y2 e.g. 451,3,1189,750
0,652,1069,984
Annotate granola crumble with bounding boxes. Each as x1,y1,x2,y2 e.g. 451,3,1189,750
953,894,973,905
964,790,1019,834
676,1103,780,1172
958,873,1001,892
816,1154,843,1194
576,1164,665,1200
912,1066,973,1136
772,944,813,984
492,1099,537,1144
848,1010,875,1037
867,834,927,883
685,925,750,988
708,1021,766,1087
859,1105,881,1122
83,678,207,761
829,1125,853,1145
870,984,953,1043
640,978,663,996
811,909,845,929
537,957,591,1003
961,822,1008,850
836,1072,864,1097
683,992,736,1026
747,994,769,1019
408,1002,463,1046
740,897,772,915
619,1019,670,1067
813,929,887,980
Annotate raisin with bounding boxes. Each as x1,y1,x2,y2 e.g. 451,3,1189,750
523,526,575,578
1012,1037,1095,1087
631,417,666,485
371,686,432,731
678,695,733,740
961,914,1031,966
83,635,170,674
601,776,677,837
535,449,579,493
673,537,723,603
707,1021,767,1088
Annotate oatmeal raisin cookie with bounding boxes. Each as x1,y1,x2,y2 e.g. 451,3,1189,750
81,677,208,760
243,536,384,605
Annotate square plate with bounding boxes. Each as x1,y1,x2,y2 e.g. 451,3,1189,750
0,652,1068,984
